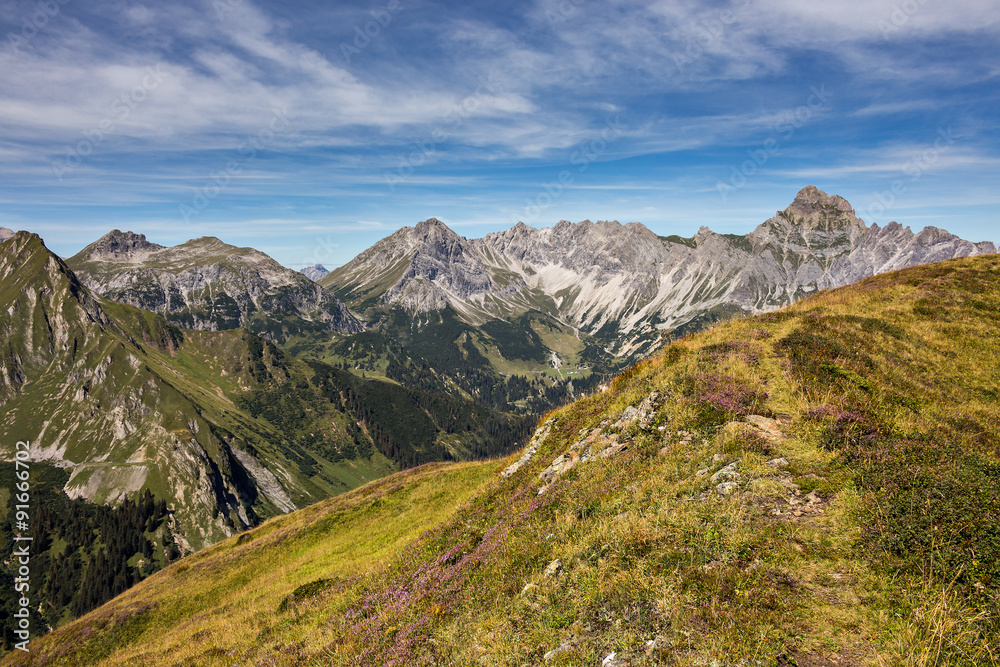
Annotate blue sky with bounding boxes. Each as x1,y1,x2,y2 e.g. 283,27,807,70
1,0,998,269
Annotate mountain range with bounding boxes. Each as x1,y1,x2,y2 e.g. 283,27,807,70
66,232,361,343
313,186,994,413
3,230,530,541
0,231,530,629
300,264,330,282
326,186,994,358
53,188,993,405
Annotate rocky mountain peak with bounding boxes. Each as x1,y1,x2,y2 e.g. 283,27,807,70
408,218,473,260
183,236,229,251
414,218,458,238
496,221,538,243
623,221,658,239
0,230,43,258
83,230,164,260
790,185,854,215
0,227,14,242
761,187,867,244
67,231,362,341
553,220,578,233
300,264,330,282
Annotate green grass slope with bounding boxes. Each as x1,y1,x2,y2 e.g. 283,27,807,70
9,254,1000,666
1,233,381,550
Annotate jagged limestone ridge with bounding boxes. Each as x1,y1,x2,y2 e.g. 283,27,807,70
326,187,996,351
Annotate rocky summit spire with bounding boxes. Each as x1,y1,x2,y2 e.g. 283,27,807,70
413,217,463,241
769,186,866,238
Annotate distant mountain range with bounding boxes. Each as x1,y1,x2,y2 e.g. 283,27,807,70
66,232,361,343
313,186,994,412
325,186,995,358
41,187,995,418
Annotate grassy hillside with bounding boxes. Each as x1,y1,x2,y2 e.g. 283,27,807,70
3,462,497,665
9,254,999,666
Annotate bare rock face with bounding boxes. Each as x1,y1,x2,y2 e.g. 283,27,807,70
0,227,15,242
329,186,995,353
67,232,362,342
